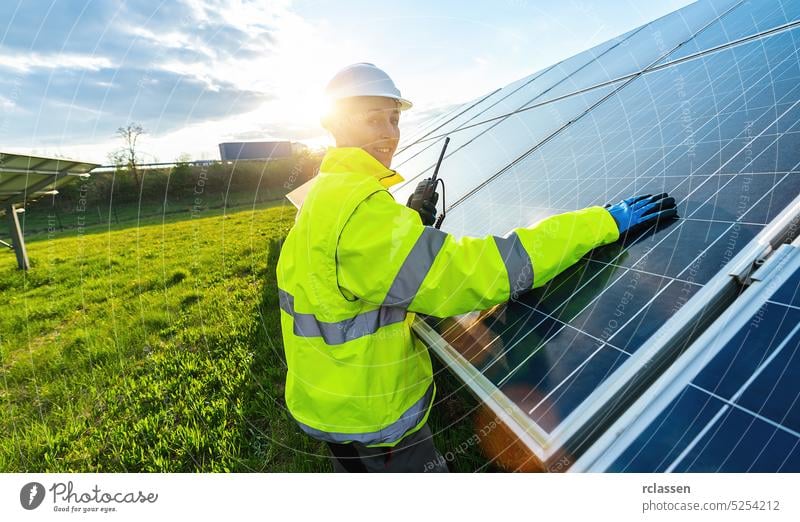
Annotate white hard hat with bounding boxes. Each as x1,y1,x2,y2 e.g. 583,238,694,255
324,62,412,111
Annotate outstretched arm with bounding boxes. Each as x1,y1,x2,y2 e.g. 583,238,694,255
336,191,620,318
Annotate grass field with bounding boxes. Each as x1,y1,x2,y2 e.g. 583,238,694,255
0,199,488,472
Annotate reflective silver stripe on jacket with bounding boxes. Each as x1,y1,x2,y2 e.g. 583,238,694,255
493,231,534,297
278,289,406,345
293,382,434,445
383,227,447,306
278,226,447,345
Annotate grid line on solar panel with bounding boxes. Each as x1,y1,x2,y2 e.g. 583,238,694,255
689,383,800,440
512,0,744,109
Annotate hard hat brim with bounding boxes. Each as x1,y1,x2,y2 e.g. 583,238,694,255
328,94,413,112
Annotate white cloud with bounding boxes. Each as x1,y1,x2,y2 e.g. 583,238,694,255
123,25,216,59
0,51,113,73
181,0,292,33
0,95,16,110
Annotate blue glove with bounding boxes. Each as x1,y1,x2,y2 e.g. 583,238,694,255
604,193,678,235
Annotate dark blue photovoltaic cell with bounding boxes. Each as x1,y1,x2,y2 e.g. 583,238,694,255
527,344,629,433
671,406,800,472
693,304,800,398
659,0,800,65
736,325,800,432
741,172,800,224
611,279,702,353
616,385,800,472
421,22,800,439
770,267,800,306
607,385,725,472
564,270,672,344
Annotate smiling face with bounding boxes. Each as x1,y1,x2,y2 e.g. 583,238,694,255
323,96,401,168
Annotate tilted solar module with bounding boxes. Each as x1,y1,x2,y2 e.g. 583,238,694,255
396,0,800,470
572,236,800,472
0,153,96,208
0,152,98,270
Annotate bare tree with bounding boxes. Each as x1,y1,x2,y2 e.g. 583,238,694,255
116,123,145,189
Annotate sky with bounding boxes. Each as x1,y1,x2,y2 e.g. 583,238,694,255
0,0,693,164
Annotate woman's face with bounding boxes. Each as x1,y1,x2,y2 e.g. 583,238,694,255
329,96,401,168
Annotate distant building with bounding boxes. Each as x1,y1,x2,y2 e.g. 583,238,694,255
218,140,306,161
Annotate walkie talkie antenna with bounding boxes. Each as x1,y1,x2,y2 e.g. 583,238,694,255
431,136,450,183
430,137,450,229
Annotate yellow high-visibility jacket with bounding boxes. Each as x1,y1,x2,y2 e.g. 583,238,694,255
276,146,620,447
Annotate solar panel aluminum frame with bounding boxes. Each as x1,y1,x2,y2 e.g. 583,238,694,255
569,232,800,472
414,191,800,471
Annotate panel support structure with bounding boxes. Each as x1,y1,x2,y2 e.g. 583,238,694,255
5,203,29,270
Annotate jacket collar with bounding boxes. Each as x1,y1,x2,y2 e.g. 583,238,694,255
319,147,405,189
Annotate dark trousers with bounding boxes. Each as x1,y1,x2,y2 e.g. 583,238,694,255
327,424,449,473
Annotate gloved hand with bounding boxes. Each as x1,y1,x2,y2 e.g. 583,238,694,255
406,179,439,226
604,192,678,235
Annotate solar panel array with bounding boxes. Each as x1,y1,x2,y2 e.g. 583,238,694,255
394,0,800,470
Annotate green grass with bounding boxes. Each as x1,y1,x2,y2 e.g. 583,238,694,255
0,201,487,472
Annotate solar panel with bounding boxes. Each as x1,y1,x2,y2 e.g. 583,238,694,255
0,152,98,269
572,236,800,472
405,0,800,470
0,153,95,206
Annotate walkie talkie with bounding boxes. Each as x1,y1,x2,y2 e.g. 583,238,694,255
407,136,449,228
